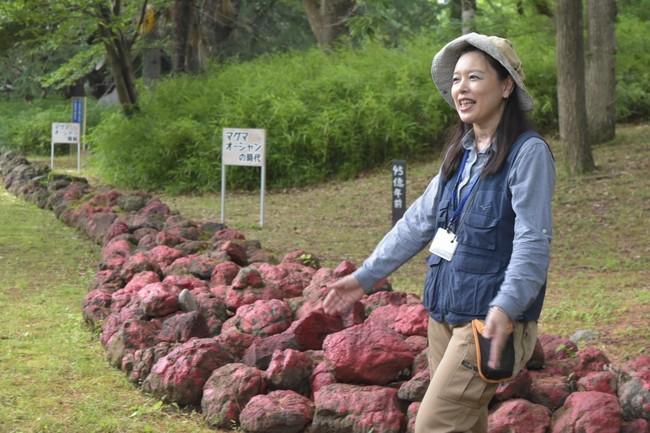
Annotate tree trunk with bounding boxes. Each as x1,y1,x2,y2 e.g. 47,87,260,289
303,0,356,48
172,0,195,74
449,0,462,21
532,0,554,17
556,0,594,175
586,0,617,144
461,0,476,35
97,4,139,117
142,4,161,86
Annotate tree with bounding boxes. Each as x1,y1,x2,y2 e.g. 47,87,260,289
0,0,145,115
95,1,143,116
556,0,594,175
586,0,617,143
461,0,476,35
303,0,358,48
172,0,199,74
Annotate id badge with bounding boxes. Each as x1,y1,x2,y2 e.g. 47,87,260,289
429,227,458,261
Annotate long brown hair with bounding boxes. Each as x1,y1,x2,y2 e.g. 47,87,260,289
440,48,533,181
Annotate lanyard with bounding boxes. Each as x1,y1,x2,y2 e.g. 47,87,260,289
448,150,481,229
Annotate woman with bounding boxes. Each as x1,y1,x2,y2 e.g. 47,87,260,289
323,33,555,433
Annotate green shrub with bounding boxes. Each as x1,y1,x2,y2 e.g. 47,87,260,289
0,97,101,156
92,38,453,192
615,14,650,123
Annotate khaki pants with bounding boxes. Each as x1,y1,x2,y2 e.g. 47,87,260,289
414,318,537,433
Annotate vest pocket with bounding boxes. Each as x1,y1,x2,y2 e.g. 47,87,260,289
458,211,498,251
423,254,443,312
448,256,504,315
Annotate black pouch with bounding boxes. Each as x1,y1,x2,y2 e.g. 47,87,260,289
471,319,516,383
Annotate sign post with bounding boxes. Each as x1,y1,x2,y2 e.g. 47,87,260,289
51,122,81,172
221,128,266,227
391,160,406,226
71,97,87,150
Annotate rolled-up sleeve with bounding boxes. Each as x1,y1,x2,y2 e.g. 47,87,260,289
353,174,441,292
490,139,555,319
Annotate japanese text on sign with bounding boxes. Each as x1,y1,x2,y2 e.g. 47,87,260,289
391,160,406,226
51,122,80,144
222,128,266,167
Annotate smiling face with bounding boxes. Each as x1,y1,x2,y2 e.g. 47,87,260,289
451,50,514,134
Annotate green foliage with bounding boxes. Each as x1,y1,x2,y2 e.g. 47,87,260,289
41,44,105,90
91,38,452,192
32,14,650,192
2,2,649,192
615,14,650,123
0,97,100,155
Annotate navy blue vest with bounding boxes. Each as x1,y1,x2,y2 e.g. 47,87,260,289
423,130,546,324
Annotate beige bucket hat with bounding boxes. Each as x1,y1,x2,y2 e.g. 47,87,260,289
431,32,534,112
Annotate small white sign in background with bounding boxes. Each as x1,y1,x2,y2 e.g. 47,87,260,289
52,122,80,144
221,128,267,227
51,122,81,172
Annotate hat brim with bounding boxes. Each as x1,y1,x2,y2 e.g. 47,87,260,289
431,33,534,112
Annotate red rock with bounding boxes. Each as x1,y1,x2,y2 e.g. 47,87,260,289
398,368,430,402
528,372,572,411
105,319,160,368
310,360,336,396
312,383,405,433
147,245,184,268
495,369,532,401
229,299,292,337
137,282,180,317
574,347,611,378
240,390,314,433
162,274,209,291
577,371,617,394
323,321,414,385
157,311,210,343
537,333,578,361
218,240,248,266
214,328,259,362
212,228,245,241
366,304,428,337
284,309,344,351
119,251,162,282
201,363,266,429
552,391,622,433
142,337,234,406
124,342,174,385
225,273,284,312
101,238,133,269
266,348,314,395
406,402,420,433
488,398,551,433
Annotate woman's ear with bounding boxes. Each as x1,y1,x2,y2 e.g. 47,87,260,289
503,76,515,99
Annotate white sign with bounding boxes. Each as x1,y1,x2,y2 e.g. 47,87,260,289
220,128,267,227
51,122,80,144
51,122,81,172
222,128,266,167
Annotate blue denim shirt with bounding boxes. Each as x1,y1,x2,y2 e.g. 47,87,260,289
353,130,555,321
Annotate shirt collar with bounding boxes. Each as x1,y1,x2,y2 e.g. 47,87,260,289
460,129,498,155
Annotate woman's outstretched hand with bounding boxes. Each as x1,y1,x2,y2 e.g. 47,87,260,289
323,274,365,316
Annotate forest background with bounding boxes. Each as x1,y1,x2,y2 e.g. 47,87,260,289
0,0,648,193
